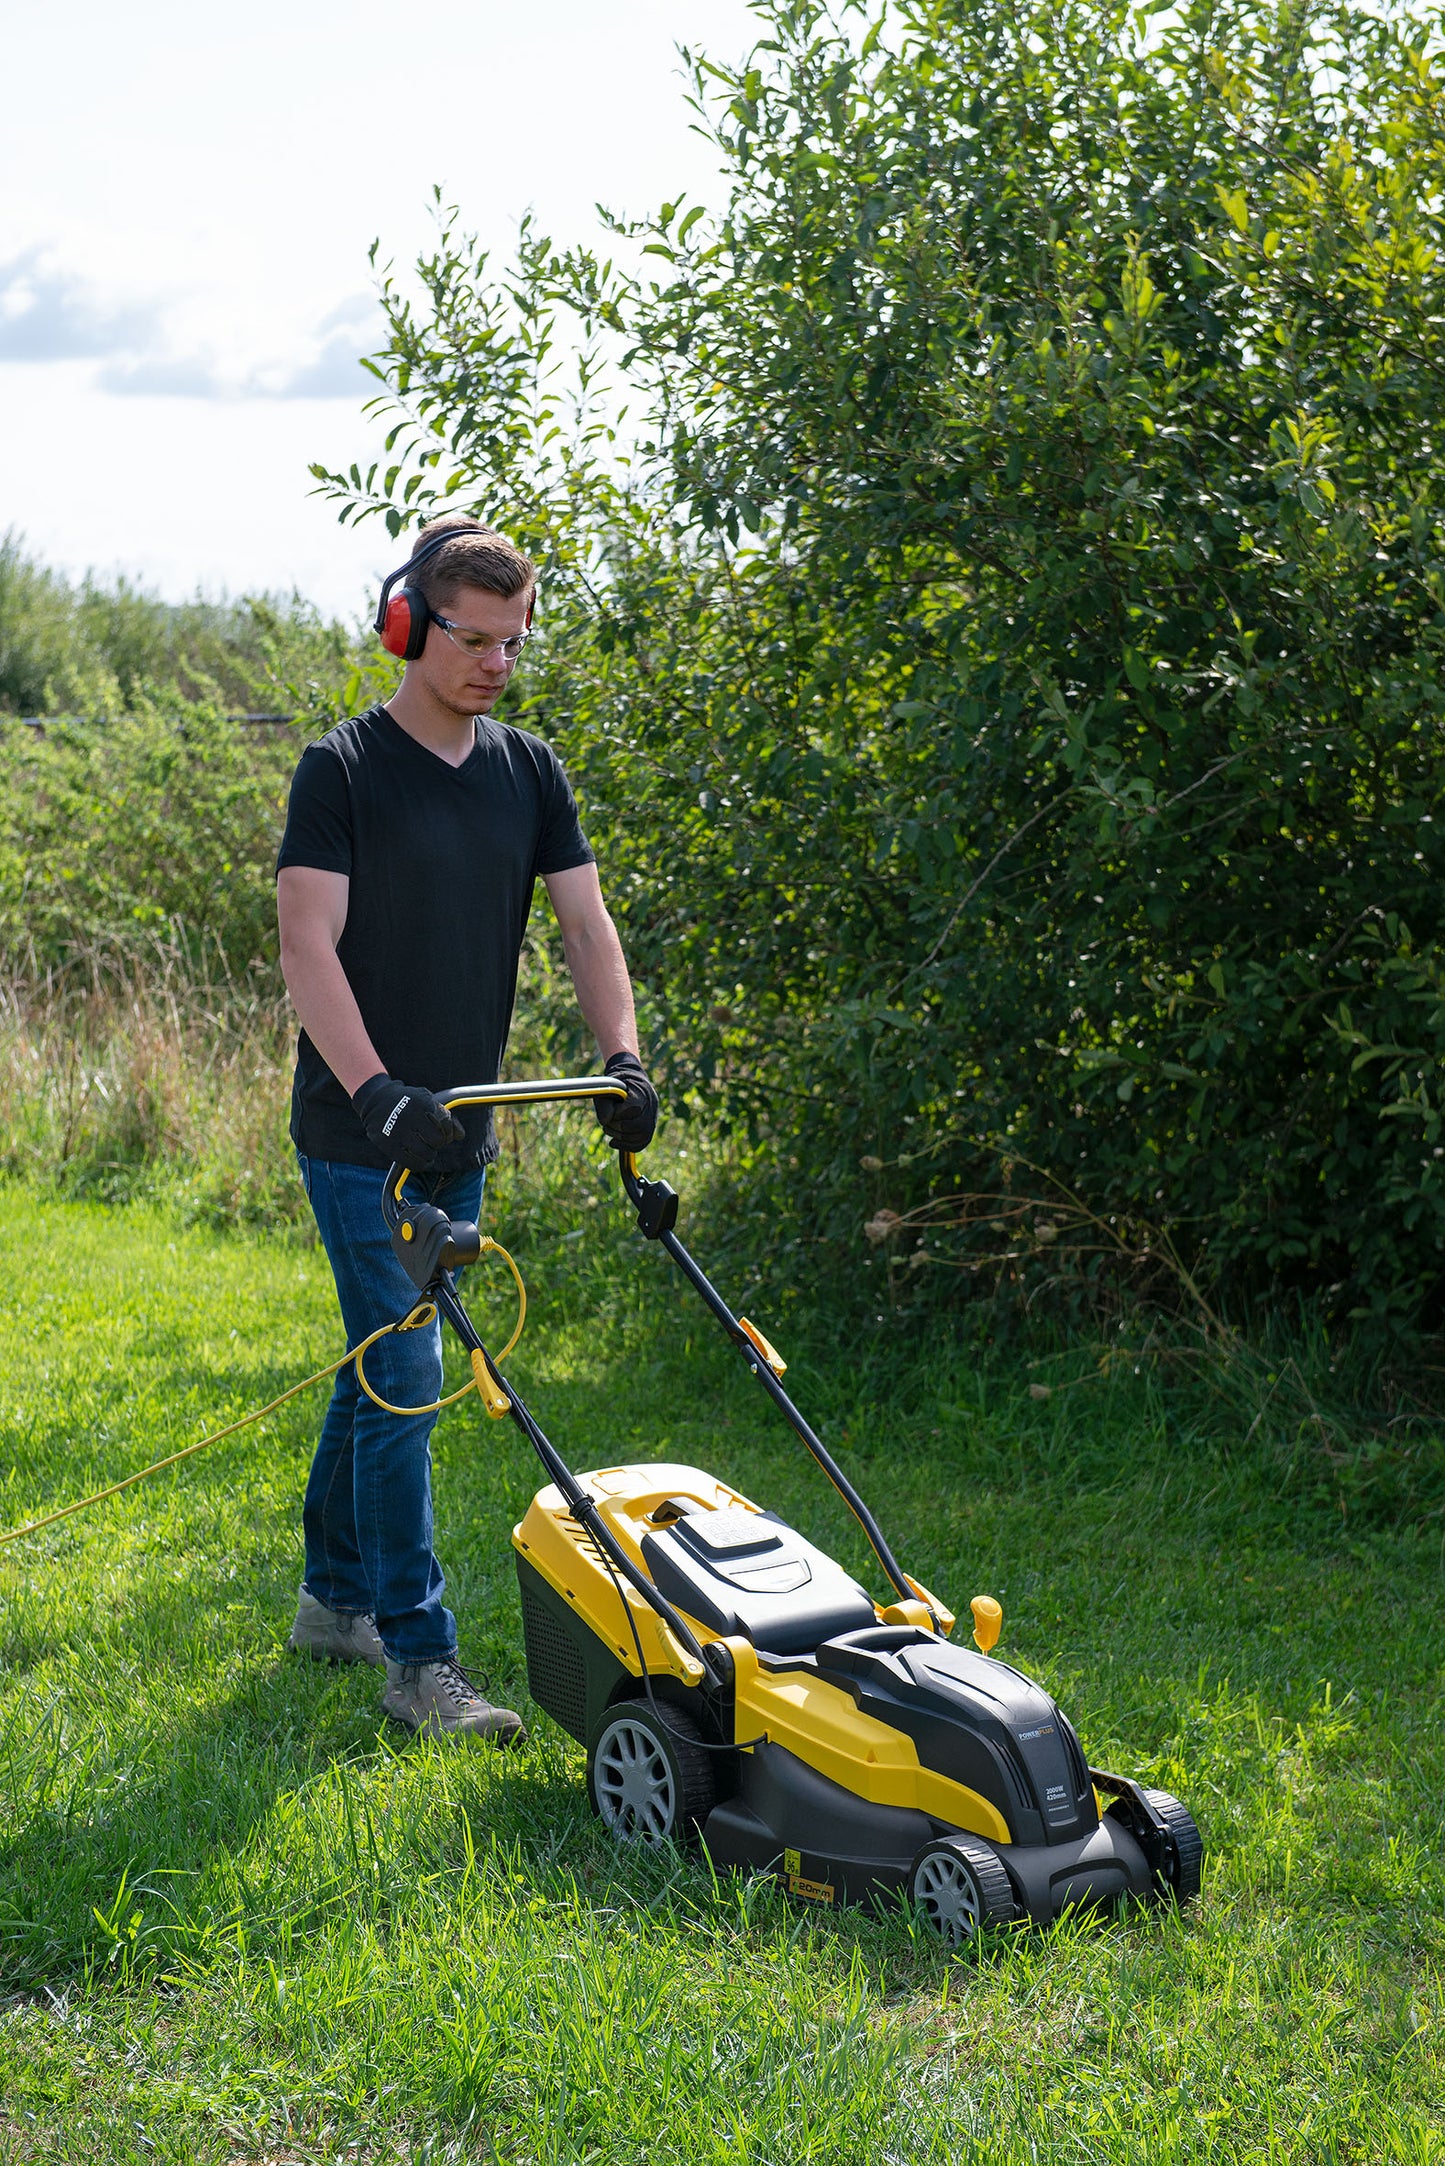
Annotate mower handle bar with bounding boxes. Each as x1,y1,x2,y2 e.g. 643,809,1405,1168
383,1074,625,1220
381,1071,926,1624
440,1076,625,1114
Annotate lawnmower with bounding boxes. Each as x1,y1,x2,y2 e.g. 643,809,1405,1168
385,1077,1203,1948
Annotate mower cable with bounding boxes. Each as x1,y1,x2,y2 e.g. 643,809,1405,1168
353,1239,527,1417
0,1239,528,1549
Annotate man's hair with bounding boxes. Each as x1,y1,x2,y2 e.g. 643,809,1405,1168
409,513,536,611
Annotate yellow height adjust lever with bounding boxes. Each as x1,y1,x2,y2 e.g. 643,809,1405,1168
738,1317,787,1376
970,1595,1002,1654
470,1349,512,1419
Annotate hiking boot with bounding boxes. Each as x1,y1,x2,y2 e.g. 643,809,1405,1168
381,1657,526,1744
288,1587,385,1668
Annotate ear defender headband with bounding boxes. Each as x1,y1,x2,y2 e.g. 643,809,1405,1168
374,529,536,661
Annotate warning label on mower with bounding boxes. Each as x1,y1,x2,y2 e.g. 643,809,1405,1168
781,1850,835,1904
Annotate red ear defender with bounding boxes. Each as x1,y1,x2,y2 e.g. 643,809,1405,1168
380,586,427,659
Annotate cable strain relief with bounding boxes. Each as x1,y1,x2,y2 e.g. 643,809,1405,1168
702,1642,734,1688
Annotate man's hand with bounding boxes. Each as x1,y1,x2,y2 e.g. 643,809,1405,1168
352,1075,465,1168
594,1051,658,1153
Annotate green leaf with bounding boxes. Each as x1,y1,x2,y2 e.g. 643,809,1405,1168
1216,185,1249,233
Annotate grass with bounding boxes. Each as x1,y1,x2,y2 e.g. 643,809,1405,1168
0,1169,1440,2164
0,940,304,1233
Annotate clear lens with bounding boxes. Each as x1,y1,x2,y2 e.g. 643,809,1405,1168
431,614,530,662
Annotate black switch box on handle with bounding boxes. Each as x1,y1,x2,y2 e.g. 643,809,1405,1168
391,1203,482,1290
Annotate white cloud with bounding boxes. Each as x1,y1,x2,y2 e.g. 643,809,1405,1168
2,362,393,617
243,298,383,401
0,249,159,361
94,352,230,398
4,252,381,402
257,333,374,401
0,0,762,602
97,323,382,402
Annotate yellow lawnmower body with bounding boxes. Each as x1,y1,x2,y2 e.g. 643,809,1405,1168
513,1461,1200,1934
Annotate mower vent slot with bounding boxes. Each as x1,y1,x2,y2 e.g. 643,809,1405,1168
519,1579,589,1740
559,1514,608,1566
1061,1717,1095,1809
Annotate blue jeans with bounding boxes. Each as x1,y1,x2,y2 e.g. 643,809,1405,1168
296,1153,485,1664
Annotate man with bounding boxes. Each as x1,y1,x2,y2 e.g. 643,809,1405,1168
275,512,656,1741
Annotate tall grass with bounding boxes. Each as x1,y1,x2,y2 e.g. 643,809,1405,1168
0,531,382,720
0,937,302,1231
5,928,1445,1504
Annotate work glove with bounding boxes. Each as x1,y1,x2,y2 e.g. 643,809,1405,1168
594,1050,658,1153
352,1074,465,1169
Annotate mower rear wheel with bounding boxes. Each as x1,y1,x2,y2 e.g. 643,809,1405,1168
1143,1788,1204,1904
587,1698,716,1845
909,1838,1016,1948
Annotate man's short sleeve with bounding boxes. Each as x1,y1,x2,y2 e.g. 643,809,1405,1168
276,742,353,878
534,751,596,878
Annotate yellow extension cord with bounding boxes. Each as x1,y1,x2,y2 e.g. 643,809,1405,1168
0,1237,527,1549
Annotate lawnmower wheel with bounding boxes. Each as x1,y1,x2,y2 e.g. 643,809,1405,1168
909,1838,1016,1948
1142,1789,1204,1904
587,1699,716,1845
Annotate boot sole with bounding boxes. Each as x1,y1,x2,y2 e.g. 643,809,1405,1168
382,1705,527,1746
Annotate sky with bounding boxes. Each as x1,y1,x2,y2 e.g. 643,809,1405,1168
1,0,762,621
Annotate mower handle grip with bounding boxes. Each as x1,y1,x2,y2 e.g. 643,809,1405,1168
382,1074,626,1221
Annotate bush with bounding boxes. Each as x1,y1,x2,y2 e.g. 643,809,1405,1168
0,533,402,973
0,530,382,720
313,0,1445,1323
0,702,298,975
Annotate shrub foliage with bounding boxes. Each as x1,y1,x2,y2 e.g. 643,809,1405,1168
312,0,1445,1321
0,531,368,720
0,536,398,973
0,708,296,976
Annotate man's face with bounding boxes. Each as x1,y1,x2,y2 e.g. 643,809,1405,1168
409,583,533,718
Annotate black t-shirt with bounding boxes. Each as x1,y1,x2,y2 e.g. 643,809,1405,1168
276,704,595,1168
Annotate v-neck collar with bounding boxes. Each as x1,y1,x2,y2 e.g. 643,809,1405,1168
377,705,487,776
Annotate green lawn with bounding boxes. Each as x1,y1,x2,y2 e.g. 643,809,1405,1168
0,1183,1440,2163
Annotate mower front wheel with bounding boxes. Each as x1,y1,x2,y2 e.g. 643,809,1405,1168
587,1698,716,1845
909,1837,1017,1948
